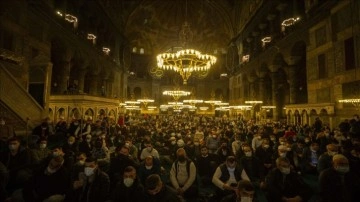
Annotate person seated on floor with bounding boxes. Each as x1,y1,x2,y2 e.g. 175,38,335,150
68,157,110,202
317,143,339,173
169,148,197,199
137,155,161,185
319,154,360,202
211,155,250,202
264,157,311,202
216,138,234,163
239,145,264,186
31,137,51,164
255,138,274,176
109,144,139,189
144,174,183,202
140,140,160,161
23,156,69,202
125,137,139,163
0,137,32,195
196,145,219,186
111,166,145,202
221,180,255,202
302,142,321,175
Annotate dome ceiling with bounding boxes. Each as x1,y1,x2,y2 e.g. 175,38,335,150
123,0,236,55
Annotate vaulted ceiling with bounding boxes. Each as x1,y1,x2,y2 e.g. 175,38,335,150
120,0,238,55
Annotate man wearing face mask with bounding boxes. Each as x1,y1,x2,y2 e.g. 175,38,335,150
140,141,160,161
212,156,250,202
138,156,161,185
109,144,139,190
111,166,145,202
23,156,68,202
239,145,263,186
265,157,311,202
79,134,93,157
319,154,360,202
32,138,51,164
221,180,255,202
69,157,110,202
317,144,339,173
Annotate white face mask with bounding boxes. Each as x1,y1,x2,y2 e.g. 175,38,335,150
171,141,176,145
145,165,153,170
280,167,290,175
0,120,5,125
53,151,60,157
328,151,338,156
84,167,95,176
263,144,270,149
40,144,47,149
125,142,130,147
9,144,18,151
335,165,349,174
245,152,252,157
227,167,235,172
279,152,287,157
46,166,57,174
240,196,253,202
194,142,200,146
123,178,134,187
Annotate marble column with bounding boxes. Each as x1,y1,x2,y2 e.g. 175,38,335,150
77,69,88,93
89,74,99,95
43,62,53,116
58,60,71,94
269,64,282,120
286,56,302,104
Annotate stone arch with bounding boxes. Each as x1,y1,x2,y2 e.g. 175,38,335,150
309,109,318,125
84,108,94,120
301,109,309,125
294,110,301,125
56,108,66,121
48,108,54,120
69,108,80,119
108,109,116,119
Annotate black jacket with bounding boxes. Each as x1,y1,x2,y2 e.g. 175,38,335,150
144,185,182,202
77,169,110,202
319,167,360,202
265,168,311,202
111,178,145,202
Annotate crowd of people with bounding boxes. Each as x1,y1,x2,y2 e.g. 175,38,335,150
1,113,360,202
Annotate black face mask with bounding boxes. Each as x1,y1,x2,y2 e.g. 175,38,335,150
178,155,186,162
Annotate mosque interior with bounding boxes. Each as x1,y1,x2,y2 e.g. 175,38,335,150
0,0,359,134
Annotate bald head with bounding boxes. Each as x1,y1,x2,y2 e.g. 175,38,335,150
176,148,186,157
332,154,350,174
176,148,186,162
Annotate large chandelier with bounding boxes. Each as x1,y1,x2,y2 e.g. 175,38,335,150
156,49,217,85
156,0,216,85
163,90,191,101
